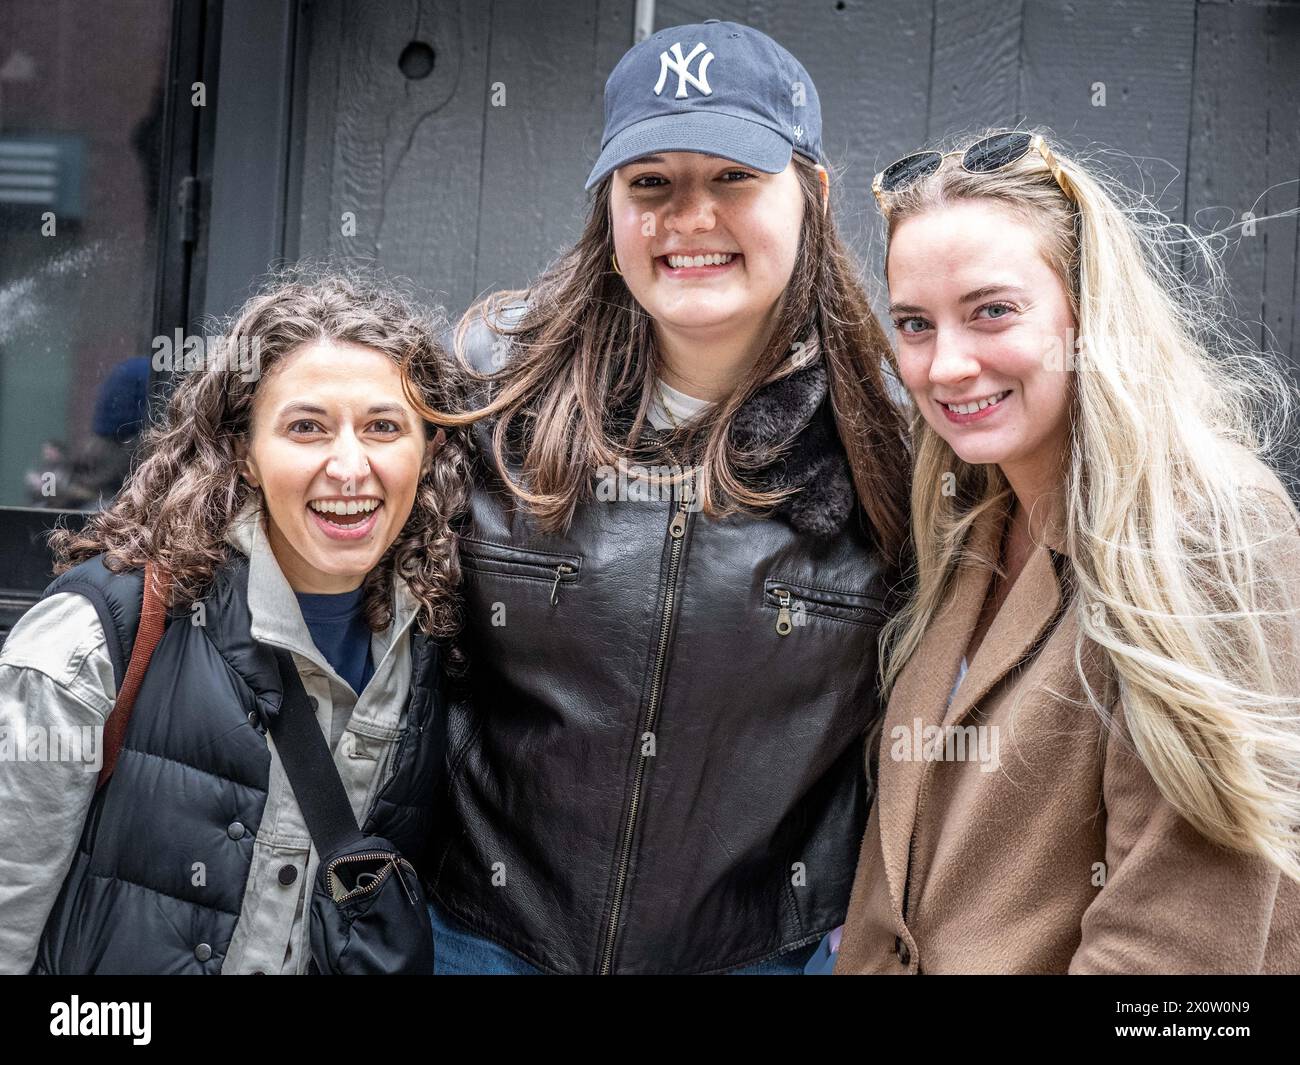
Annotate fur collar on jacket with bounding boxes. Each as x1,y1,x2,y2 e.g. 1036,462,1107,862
465,312,858,538
631,338,857,538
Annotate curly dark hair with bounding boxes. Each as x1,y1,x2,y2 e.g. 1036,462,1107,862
48,267,471,661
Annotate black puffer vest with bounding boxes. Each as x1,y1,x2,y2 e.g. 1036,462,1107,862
428,308,906,973
32,553,446,974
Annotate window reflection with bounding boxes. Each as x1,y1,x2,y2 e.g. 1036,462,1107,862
0,0,172,510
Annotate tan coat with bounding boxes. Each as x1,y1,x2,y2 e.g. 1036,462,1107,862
836,454,1300,974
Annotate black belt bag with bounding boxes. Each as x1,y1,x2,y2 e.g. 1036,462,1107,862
270,649,433,975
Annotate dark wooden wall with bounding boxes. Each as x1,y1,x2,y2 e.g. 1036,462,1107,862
286,0,1300,376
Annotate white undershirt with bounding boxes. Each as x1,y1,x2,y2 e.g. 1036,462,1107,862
647,377,714,431
947,656,969,707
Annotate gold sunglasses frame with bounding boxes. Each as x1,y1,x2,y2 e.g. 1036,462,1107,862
871,132,1075,210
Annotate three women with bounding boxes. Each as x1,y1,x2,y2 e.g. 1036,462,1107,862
2,19,1296,977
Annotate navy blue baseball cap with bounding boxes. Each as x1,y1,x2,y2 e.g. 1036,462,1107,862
585,20,823,191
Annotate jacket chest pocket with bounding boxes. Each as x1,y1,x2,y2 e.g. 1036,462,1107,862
763,577,891,636
460,537,581,607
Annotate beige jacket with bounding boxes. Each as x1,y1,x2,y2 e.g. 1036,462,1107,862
836,454,1300,974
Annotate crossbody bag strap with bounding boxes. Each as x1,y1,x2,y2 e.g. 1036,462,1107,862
96,560,170,790
267,647,362,860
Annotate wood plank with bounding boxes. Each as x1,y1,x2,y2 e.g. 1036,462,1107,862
292,0,493,313
741,0,935,297
655,0,753,28
1021,0,1197,223
1261,3,1300,365
472,0,633,307
1188,0,1272,353
928,0,1022,140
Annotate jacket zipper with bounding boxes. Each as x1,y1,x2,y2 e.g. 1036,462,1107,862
765,581,890,634
773,586,794,635
550,563,576,606
459,538,581,605
598,488,691,974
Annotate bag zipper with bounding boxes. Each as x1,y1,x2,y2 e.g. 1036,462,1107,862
325,850,420,905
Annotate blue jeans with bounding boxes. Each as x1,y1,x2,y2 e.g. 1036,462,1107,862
427,899,818,974
428,899,543,975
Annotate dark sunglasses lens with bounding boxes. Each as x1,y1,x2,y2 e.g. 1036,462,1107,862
963,132,1033,173
880,152,942,192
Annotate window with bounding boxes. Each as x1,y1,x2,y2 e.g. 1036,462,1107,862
0,0,176,512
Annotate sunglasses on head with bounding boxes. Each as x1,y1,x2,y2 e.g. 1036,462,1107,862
871,131,1075,210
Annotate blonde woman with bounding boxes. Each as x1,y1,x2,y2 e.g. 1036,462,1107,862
832,131,1300,974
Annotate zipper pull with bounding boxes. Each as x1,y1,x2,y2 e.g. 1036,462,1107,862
550,562,575,606
774,587,793,636
394,857,417,906
670,477,693,539
669,498,688,539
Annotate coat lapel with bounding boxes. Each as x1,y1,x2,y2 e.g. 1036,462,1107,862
943,540,1064,729
876,499,1068,921
876,504,1000,920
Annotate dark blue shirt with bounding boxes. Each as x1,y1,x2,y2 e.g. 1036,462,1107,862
294,584,375,697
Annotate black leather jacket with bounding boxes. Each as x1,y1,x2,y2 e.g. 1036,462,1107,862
428,311,899,973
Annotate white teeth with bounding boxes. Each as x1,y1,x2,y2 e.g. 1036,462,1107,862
666,252,734,268
308,499,380,515
943,391,1009,415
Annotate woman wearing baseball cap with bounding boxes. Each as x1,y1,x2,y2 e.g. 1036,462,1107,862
417,21,910,973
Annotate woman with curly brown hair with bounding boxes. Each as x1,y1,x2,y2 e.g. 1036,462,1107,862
0,271,470,974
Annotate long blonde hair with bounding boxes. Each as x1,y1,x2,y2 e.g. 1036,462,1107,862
879,129,1300,881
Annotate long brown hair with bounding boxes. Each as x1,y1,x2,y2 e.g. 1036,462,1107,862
428,155,910,562
50,269,472,649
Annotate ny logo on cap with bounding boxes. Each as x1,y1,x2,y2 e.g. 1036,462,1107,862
654,42,714,99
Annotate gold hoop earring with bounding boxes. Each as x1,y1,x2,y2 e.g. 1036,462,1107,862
611,252,623,277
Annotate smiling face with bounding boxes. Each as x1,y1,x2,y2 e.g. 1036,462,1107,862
239,339,431,594
608,151,804,345
887,200,1076,491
